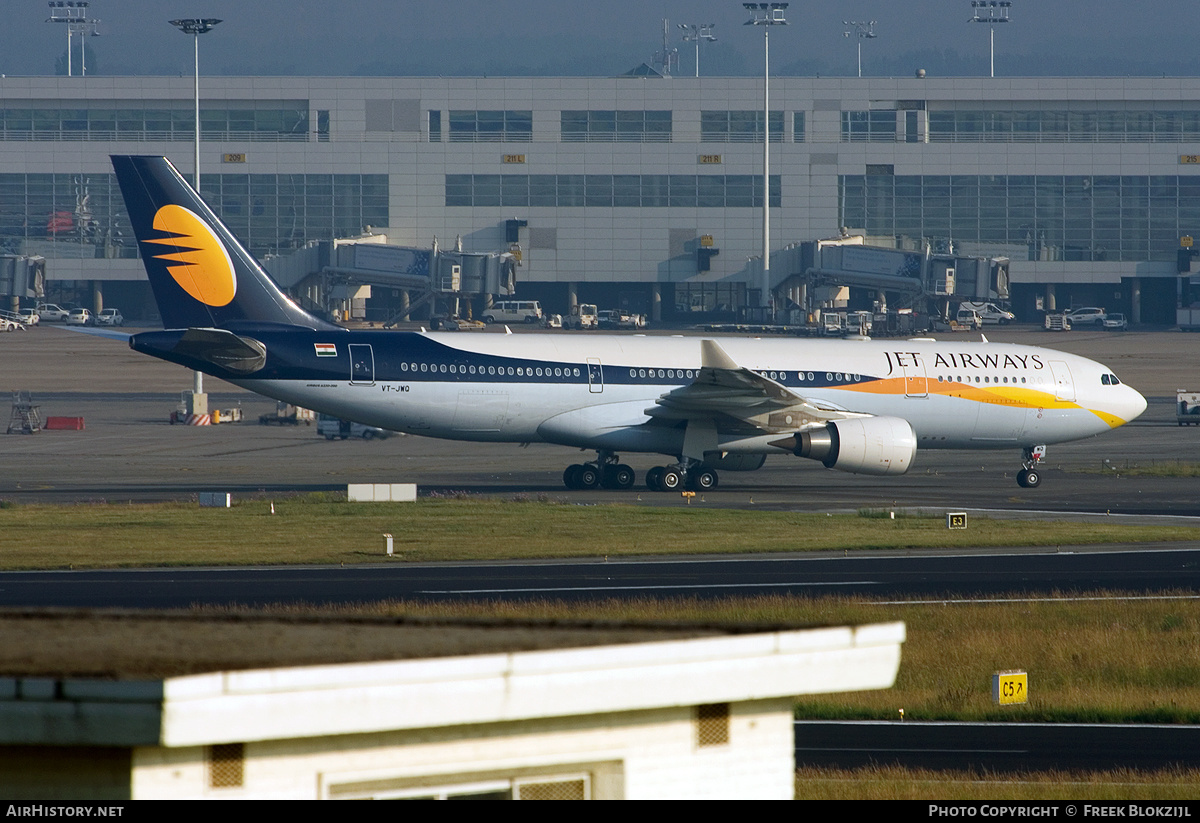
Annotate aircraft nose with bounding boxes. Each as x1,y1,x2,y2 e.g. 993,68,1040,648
1125,386,1148,423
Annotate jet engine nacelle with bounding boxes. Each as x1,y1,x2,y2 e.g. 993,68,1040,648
792,416,917,476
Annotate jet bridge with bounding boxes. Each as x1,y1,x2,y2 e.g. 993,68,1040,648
778,235,1008,315
265,240,516,324
0,254,45,313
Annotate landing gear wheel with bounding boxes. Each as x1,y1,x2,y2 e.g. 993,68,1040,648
687,468,719,491
604,464,636,490
1017,468,1041,488
564,464,583,489
576,464,601,489
645,466,665,492
658,467,684,491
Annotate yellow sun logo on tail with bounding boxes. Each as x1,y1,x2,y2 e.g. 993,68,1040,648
143,204,236,307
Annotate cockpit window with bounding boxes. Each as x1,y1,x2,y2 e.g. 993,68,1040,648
1101,374,1121,386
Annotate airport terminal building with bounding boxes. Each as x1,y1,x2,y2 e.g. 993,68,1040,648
3,73,1200,323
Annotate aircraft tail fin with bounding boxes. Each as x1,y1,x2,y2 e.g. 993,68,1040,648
111,155,336,330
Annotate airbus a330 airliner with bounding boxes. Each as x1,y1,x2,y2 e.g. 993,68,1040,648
112,155,1147,492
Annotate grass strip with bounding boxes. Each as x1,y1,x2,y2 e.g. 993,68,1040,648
0,496,1197,570
794,765,1200,801
198,592,1200,724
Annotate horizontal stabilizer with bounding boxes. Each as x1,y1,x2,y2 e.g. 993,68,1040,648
172,327,267,374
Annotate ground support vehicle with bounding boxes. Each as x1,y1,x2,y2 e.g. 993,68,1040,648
1178,391,1200,426
1103,313,1128,331
564,304,598,330
317,414,392,440
430,315,484,331
258,402,314,426
1044,313,1072,331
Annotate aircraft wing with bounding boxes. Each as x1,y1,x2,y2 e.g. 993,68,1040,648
646,339,861,435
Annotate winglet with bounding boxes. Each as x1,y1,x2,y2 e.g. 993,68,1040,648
700,339,741,371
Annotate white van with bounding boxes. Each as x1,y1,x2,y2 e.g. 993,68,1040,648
481,300,543,324
955,308,983,330
958,301,1015,325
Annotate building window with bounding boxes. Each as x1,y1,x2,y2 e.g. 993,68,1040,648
0,103,310,142
444,174,779,208
428,110,441,142
839,172,1196,263
793,111,806,143
208,743,244,789
841,110,897,142
696,703,730,747
927,108,1200,143
701,110,784,143
561,110,672,143
448,110,532,142
0,171,389,261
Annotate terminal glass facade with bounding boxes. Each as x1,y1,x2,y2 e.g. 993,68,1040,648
927,109,1200,142
0,173,387,259
700,111,785,143
560,111,673,143
840,173,1200,262
842,110,899,142
0,104,311,141
448,110,532,142
445,174,780,208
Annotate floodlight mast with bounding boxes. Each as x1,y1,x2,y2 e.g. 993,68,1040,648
169,18,222,189
968,1,1012,78
744,3,787,314
678,23,717,78
169,18,222,402
842,20,877,78
46,1,100,77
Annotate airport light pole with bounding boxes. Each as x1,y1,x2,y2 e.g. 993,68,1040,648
842,20,877,78
968,1,1011,78
170,18,221,410
678,23,717,78
47,1,100,77
743,3,787,315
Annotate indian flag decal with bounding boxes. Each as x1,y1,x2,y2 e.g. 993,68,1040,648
314,343,338,357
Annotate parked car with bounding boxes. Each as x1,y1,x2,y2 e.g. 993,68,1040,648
94,308,124,326
65,308,92,326
1102,312,1128,331
36,303,70,322
0,310,34,328
1066,306,1107,327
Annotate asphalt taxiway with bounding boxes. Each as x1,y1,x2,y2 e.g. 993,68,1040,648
1,323,1198,515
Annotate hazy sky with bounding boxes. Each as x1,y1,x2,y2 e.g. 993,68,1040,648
6,1,1200,79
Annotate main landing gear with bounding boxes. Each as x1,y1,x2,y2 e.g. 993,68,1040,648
645,460,718,493
563,451,635,490
561,454,721,492
1016,445,1047,489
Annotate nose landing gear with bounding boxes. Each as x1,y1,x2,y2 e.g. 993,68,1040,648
1016,445,1047,488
